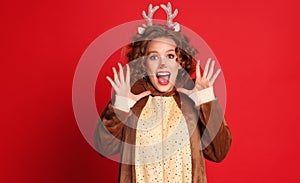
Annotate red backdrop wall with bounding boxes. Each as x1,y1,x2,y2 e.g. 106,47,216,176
2,0,300,182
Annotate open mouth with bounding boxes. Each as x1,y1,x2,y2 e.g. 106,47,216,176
156,71,170,85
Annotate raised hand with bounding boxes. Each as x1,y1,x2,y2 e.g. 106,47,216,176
106,63,151,102
177,58,221,96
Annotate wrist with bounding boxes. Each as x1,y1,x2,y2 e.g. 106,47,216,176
113,95,136,112
189,86,215,106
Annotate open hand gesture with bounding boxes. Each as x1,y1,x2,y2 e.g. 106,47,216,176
177,58,221,95
106,63,151,102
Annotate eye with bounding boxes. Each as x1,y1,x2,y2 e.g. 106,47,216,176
167,54,175,59
149,55,159,60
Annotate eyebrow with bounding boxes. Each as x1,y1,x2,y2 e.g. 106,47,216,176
147,49,175,55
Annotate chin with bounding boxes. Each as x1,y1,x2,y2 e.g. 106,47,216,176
154,84,174,93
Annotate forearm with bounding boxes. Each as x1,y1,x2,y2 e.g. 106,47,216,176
94,102,131,156
198,99,232,162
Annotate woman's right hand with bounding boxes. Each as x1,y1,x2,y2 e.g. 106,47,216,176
106,63,151,102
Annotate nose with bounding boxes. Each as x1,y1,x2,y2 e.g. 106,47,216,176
160,57,166,68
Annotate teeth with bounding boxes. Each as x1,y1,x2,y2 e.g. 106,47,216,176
157,72,170,76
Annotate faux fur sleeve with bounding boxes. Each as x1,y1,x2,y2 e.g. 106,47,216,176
94,102,131,156
198,99,232,162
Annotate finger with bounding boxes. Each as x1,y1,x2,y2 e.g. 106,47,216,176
176,87,192,96
112,67,121,87
134,91,151,101
196,60,201,80
210,68,221,85
126,64,130,85
203,58,211,78
118,62,124,83
207,60,215,80
106,76,119,93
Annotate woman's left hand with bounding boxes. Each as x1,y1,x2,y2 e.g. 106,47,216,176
177,58,221,95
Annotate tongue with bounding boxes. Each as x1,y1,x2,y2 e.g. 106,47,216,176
157,76,169,85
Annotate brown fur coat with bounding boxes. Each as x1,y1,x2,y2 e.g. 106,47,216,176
95,77,232,183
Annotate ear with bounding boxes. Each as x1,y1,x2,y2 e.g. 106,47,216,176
177,62,183,69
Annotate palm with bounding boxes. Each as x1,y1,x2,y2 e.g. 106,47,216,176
106,63,150,101
177,58,221,95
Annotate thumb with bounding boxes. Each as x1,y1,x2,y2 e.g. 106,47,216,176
176,88,192,96
132,91,151,101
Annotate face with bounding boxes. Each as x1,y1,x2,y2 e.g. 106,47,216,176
145,37,181,93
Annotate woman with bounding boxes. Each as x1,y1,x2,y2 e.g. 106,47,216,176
95,3,231,183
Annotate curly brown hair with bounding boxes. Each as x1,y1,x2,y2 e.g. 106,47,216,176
125,24,197,84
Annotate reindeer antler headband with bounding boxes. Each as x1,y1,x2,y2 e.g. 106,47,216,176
138,2,180,34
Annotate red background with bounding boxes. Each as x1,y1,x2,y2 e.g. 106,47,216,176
2,0,300,182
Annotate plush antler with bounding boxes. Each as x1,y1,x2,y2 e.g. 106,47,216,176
138,4,159,34
142,4,159,26
138,2,180,34
160,2,180,31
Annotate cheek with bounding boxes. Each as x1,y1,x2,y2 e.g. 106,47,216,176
169,63,180,78
171,70,179,78
145,61,158,73
168,61,180,70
